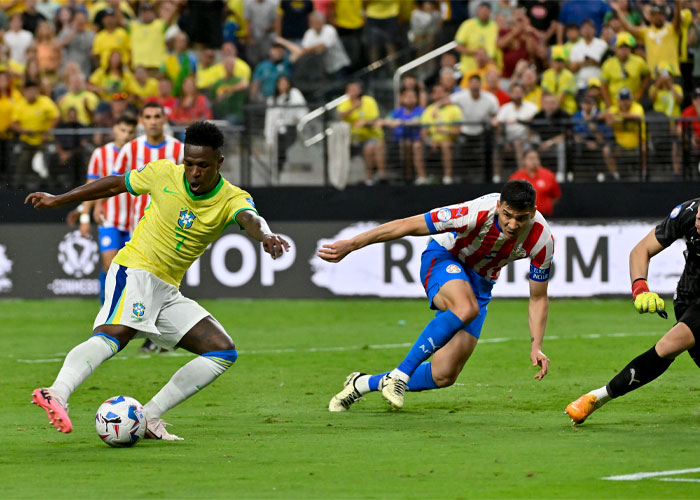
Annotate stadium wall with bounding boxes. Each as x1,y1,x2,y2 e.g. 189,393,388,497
0,220,686,299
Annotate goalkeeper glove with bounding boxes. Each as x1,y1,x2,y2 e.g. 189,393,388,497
632,279,666,317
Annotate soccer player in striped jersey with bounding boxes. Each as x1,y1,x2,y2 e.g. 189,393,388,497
322,180,554,411
74,115,138,304
112,102,183,352
27,121,290,439
112,102,184,233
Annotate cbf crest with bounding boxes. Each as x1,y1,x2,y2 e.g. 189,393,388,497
178,208,196,230
132,302,145,318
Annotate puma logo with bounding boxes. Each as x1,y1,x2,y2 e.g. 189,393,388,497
628,368,640,385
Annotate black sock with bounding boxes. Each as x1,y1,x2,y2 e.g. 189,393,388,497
606,346,674,398
688,345,700,369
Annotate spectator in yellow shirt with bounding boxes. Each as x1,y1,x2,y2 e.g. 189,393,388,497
613,2,682,76
364,0,399,65
600,33,650,107
11,80,60,188
337,81,387,185
128,2,172,74
129,65,159,103
329,0,364,71
92,8,130,70
541,46,578,114
163,31,196,97
650,62,683,177
57,72,100,125
454,2,499,75
603,87,646,181
0,71,21,182
421,84,463,184
88,50,136,101
196,48,226,92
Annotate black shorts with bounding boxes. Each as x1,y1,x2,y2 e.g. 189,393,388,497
673,299,700,344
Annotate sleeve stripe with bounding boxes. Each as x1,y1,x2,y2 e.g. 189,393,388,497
124,170,138,195
231,207,259,229
87,174,100,180
424,212,437,234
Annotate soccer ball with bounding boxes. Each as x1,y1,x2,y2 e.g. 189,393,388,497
95,396,147,447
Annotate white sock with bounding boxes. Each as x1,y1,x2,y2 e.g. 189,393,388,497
355,375,371,395
589,386,611,408
390,368,411,383
50,335,117,403
143,356,228,421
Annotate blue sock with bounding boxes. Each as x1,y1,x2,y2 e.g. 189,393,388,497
397,310,465,377
366,363,439,392
98,270,106,305
406,362,440,391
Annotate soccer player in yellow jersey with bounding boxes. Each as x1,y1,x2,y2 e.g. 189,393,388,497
26,121,289,440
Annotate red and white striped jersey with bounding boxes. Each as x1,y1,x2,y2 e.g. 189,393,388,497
87,142,131,231
424,193,554,282
112,135,184,232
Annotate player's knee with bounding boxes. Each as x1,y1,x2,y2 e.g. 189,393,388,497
208,333,235,352
432,369,459,388
450,301,479,324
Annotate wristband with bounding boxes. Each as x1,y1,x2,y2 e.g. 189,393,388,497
76,203,84,213
631,278,649,299
79,213,91,224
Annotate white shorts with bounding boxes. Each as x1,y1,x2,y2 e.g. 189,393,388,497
93,263,210,349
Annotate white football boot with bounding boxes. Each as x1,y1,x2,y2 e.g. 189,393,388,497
328,372,366,412
145,418,183,441
381,373,408,409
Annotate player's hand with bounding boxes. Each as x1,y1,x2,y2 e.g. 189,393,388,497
262,234,290,260
634,292,665,314
25,192,59,210
317,240,355,263
530,349,549,380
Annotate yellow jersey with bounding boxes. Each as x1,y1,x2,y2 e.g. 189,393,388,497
600,54,649,105
0,88,22,138
196,63,226,89
421,103,463,143
524,86,543,110
365,0,399,19
92,27,131,68
609,102,645,149
640,23,679,75
541,68,578,114
129,19,167,69
653,84,683,117
129,77,160,100
337,95,383,142
58,91,100,125
334,0,364,29
454,18,500,74
11,95,60,145
118,159,257,287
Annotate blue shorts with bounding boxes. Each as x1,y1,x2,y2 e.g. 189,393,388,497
98,226,130,253
419,240,494,339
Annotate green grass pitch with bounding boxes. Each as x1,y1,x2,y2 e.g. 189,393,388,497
2,298,699,499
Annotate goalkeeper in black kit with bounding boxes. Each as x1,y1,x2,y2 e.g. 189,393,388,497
566,198,700,424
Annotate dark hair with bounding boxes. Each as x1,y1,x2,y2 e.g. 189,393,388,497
140,101,164,115
469,74,481,82
274,74,292,99
24,80,39,89
116,113,138,127
185,121,224,151
581,18,595,29
566,22,579,31
500,180,536,211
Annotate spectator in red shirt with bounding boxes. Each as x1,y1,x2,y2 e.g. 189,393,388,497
680,88,700,149
484,67,511,106
509,148,561,216
145,77,178,122
171,75,213,125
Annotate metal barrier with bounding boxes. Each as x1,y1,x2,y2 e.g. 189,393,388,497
2,114,695,191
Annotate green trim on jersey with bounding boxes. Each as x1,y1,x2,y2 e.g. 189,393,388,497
228,207,259,229
124,171,139,195
183,173,224,201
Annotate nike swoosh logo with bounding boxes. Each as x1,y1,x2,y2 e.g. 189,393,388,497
163,187,177,194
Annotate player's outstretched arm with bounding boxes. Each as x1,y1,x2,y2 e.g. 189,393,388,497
317,214,430,263
629,228,667,315
528,279,550,380
236,210,290,260
25,175,127,210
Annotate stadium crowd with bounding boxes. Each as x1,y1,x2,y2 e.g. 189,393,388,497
1,0,699,192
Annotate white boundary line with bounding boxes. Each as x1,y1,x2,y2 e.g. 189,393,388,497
603,467,700,482
10,330,660,364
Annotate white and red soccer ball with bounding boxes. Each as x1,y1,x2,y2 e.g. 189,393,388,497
95,396,147,447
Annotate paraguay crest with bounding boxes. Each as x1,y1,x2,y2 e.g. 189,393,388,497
178,208,196,230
